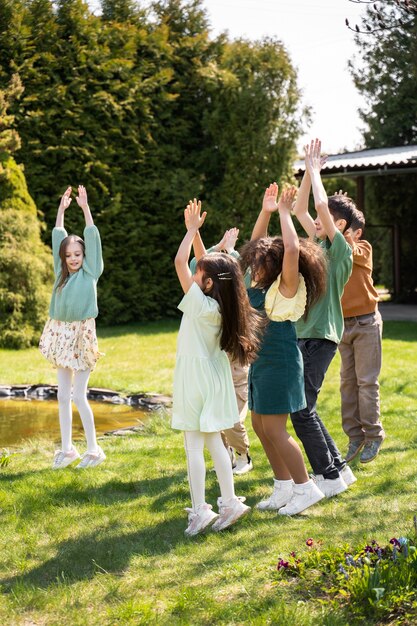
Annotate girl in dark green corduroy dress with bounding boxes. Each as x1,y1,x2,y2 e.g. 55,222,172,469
239,183,327,516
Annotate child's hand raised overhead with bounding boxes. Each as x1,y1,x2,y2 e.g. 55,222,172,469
184,198,207,232
76,185,89,211
304,138,323,175
278,186,297,213
262,182,279,213
59,187,72,211
222,227,239,253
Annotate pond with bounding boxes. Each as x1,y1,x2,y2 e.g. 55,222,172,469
0,398,151,448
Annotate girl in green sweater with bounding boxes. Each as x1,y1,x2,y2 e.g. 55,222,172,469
39,186,105,470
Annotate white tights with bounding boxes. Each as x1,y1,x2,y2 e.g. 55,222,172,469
183,431,235,511
57,367,98,454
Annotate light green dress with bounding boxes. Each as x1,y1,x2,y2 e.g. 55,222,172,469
172,282,239,432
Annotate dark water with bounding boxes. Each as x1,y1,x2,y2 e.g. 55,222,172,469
0,398,150,447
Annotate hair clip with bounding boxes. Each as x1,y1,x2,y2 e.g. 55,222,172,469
217,272,232,280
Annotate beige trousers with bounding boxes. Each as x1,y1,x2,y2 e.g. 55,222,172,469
221,358,250,455
339,310,385,442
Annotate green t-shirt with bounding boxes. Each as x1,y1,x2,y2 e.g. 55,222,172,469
296,230,352,344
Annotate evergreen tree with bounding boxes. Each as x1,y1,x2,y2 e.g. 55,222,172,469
0,74,52,348
1,0,304,323
350,4,417,298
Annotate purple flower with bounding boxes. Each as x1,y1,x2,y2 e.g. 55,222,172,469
338,564,349,579
277,559,289,570
306,538,314,547
390,537,400,547
290,551,296,558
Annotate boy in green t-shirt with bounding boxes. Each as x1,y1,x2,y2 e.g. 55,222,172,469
290,139,356,497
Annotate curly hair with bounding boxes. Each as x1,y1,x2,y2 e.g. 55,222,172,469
196,253,264,365
239,236,327,320
56,235,85,291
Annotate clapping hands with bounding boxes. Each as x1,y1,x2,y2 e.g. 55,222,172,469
217,227,239,253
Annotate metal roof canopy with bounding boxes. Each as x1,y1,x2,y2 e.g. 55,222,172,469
294,145,417,178
293,145,417,298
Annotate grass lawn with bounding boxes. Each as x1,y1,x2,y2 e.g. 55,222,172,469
0,321,417,625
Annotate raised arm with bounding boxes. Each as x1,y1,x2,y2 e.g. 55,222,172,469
277,186,300,298
192,230,207,262
292,170,316,240
305,139,337,242
76,185,94,227
55,186,72,228
251,183,279,240
175,199,207,293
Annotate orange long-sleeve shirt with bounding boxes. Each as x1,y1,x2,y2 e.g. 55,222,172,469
341,240,379,318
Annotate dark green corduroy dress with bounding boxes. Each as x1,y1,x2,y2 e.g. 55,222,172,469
248,287,306,415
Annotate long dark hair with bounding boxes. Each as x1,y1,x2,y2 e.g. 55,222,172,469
239,236,327,320
196,253,263,366
56,235,85,291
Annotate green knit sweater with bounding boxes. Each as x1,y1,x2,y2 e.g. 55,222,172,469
49,226,104,321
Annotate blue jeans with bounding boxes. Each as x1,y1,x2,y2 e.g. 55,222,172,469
290,339,345,479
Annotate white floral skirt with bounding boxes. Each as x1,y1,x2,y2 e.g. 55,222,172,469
39,318,102,371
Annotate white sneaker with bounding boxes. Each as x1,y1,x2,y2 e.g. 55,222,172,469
76,445,106,469
278,480,325,516
184,503,219,537
313,473,348,497
52,446,80,470
340,464,357,486
256,479,293,510
233,453,253,475
212,496,250,531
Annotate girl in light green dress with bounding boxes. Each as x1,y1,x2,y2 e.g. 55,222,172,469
173,199,262,537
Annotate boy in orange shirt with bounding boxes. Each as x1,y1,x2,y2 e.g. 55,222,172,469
339,209,385,463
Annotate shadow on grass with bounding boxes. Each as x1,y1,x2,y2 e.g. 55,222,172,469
1,471,190,515
0,517,187,591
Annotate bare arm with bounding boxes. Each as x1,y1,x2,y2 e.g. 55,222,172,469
192,230,206,261
278,186,300,298
305,139,337,242
292,170,316,240
251,182,279,240
175,199,207,293
76,185,94,227
55,186,72,228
